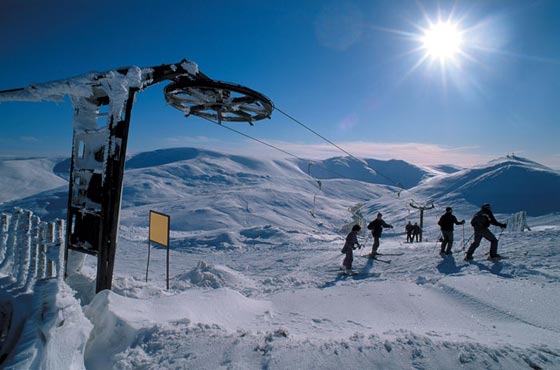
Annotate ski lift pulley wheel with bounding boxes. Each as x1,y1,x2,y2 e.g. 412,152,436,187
164,79,273,124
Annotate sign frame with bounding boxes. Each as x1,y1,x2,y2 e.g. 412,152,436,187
149,210,170,247
147,210,171,289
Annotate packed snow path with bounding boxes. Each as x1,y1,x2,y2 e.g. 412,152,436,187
0,216,558,369
71,219,560,370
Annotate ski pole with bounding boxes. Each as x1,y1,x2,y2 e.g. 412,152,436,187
433,231,442,254
361,234,368,256
461,233,474,251
497,227,505,241
462,224,465,251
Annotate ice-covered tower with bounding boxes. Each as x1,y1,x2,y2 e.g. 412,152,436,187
0,60,273,292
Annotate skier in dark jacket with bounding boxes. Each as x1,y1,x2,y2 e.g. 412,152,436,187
367,213,393,258
412,222,422,242
405,221,413,243
341,225,362,273
465,203,507,260
438,207,465,255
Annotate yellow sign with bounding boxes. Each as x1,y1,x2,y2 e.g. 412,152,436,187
149,211,170,247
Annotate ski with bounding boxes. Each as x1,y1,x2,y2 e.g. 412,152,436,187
375,252,404,256
338,271,378,278
487,256,508,261
484,253,508,261
463,256,508,262
360,255,391,263
374,258,391,263
439,253,455,258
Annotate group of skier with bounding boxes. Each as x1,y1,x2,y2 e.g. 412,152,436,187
341,212,394,273
341,203,508,274
404,221,422,243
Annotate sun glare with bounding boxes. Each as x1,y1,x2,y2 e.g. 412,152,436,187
421,21,463,62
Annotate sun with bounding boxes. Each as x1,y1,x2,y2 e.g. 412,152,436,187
421,21,464,63
386,11,477,82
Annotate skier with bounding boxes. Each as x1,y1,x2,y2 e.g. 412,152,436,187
405,221,413,243
412,222,422,242
437,207,465,255
367,213,393,258
341,225,362,273
465,203,507,260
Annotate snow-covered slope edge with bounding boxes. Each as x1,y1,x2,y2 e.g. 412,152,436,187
3,280,92,370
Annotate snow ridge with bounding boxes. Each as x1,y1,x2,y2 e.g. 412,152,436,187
414,155,560,216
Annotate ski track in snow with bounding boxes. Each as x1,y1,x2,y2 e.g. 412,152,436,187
433,281,560,334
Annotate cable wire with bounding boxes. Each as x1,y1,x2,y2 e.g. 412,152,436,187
200,116,307,161
199,116,352,181
274,106,406,191
274,106,366,164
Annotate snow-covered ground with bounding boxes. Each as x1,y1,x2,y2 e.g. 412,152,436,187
1,148,559,369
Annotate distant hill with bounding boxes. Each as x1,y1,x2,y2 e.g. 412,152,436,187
126,147,220,169
1,150,558,226
414,155,560,216
0,157,67,203
429,164,463,174
0,148,392,232
118,148,390,233
299,156,434,189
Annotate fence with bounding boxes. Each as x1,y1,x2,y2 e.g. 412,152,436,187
0,208,65,290
506,210,531,232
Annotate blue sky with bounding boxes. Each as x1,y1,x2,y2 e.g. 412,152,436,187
1,0,559,168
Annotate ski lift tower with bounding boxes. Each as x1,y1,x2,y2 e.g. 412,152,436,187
0,60,273,292
409,200,434,242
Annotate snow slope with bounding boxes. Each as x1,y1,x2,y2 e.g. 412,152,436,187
0,148,559,369
301,156,434,189
0,157,66,203
83,220,560,370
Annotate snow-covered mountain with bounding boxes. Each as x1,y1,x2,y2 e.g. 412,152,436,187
429,163,464,174
301,156,434,189
0,157,67,203
1,149,559,227
1,148,560,369
414,155,560,217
